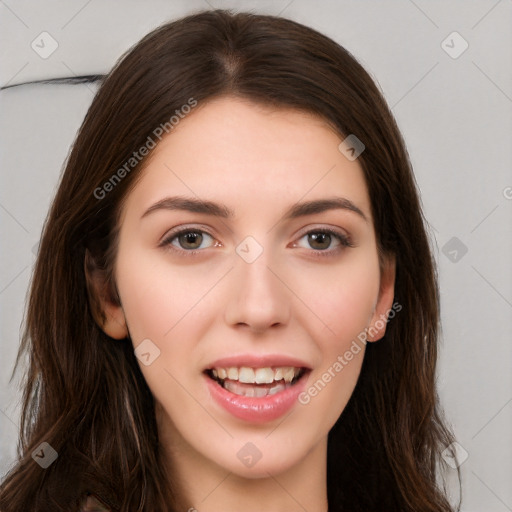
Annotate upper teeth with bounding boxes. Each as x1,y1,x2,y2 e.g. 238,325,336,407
211,366,301,384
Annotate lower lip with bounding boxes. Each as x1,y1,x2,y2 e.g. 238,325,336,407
205,373,308,424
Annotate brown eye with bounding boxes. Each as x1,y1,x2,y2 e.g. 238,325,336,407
162,230,216,252
178,231,204,249
307,232,332,250
294,229,352,254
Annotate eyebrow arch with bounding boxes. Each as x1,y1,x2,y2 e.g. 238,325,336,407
141,196,234,219
141,196,368,222
284,198,367,222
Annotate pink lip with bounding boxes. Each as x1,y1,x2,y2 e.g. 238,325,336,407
205,353,311,370
205,373,308,423
203,353,310,424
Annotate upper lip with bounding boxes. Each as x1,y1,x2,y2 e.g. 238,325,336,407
205,354,312,371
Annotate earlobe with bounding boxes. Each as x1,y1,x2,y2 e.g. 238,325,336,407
367,256,396,342
84,249,128,340
102,304,129,340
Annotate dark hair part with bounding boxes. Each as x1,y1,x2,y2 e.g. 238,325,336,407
0,9,458,511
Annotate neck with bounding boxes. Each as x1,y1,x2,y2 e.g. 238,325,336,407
159,422,329,512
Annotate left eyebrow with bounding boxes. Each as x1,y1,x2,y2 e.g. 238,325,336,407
283,197,368,222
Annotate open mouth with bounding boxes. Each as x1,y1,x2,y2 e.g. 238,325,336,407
205,366,308,398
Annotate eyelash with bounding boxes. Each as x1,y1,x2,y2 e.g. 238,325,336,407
159,227,354,258
159,227,215,257
295,228,354,258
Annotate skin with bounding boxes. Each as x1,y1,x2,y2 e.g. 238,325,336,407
92,96,395,511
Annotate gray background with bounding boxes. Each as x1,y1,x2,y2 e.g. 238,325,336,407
1,1,511,510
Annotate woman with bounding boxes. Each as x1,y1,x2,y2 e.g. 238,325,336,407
0,9,459,512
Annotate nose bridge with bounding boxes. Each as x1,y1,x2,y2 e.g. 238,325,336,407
224,242,291,331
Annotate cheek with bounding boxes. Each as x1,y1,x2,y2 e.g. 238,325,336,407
290,251,381,345
113,246,229,400
114,248,218,419
291,253,379,424
114,246,223,344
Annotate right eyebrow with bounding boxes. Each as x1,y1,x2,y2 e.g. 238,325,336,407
141,196,234,220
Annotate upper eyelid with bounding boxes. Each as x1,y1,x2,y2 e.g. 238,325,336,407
160,224,217,244
293,228,352,248
160,225,351,250
161,224,349,239
293,223,349,237
291,224,352,247
160,229,216,253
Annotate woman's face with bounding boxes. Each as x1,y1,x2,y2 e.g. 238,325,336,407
99,96,394,480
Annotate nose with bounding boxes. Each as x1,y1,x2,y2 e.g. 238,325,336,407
224,252,291,333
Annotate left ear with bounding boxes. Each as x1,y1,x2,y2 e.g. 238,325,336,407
367,255,396,342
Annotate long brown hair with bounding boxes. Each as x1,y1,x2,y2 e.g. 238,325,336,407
0,9,458,511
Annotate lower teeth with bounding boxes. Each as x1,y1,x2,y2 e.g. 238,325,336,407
222,379,289,397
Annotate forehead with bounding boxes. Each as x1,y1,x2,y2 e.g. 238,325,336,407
121,96,371,220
